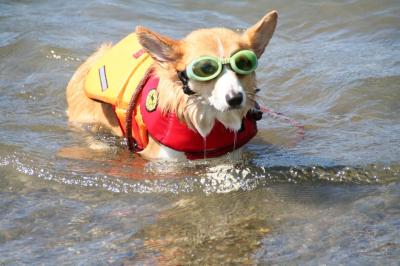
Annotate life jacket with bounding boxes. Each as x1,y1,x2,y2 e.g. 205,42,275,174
84,33,257,160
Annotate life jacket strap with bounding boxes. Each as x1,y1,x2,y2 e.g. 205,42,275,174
125,67,154,151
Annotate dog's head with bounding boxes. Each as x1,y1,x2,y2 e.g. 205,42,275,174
137,11,277,136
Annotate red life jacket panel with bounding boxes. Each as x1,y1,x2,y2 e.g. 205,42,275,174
137,74,257,160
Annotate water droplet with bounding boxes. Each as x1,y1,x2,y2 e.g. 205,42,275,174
203,137,207,159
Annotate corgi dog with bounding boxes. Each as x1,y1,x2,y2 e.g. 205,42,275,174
66,10,278,161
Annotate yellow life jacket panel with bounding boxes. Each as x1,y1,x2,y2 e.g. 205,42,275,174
84,33,154,148
84,32,153,110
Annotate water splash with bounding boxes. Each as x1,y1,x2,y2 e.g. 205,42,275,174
233,132,237,152
1,152,398,195
203,137,207,160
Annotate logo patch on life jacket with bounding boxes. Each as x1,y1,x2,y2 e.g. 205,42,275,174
145,88,158,112
132,49,145,59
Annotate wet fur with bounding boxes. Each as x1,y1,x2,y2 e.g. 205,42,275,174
66,11,278,160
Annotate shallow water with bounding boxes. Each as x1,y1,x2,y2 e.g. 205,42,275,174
1,0,400,264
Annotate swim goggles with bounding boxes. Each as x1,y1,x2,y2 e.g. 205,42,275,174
186,50,258,81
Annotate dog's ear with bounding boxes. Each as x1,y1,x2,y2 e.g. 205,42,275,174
136,26,182,65
243,10,278,58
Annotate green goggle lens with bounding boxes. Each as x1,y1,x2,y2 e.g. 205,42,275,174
191,58,220,79
186,50,258,81
230,50,258,74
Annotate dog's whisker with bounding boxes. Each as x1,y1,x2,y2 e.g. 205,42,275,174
246,94,258,100
248,91,259,96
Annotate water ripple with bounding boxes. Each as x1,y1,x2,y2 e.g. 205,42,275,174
1,152,398,195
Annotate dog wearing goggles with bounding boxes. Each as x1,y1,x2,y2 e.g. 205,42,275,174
66,10,278,160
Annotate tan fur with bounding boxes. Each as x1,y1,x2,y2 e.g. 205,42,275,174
66,11,278,160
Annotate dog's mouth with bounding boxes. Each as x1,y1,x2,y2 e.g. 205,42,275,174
216,105,242,113
205,96,246,113
186,93,246,114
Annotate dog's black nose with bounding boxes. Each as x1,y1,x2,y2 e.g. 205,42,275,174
226,92,243,108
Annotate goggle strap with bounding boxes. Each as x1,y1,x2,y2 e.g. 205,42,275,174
177,71,196,95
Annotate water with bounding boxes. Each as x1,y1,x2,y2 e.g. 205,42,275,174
1,0,400,264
